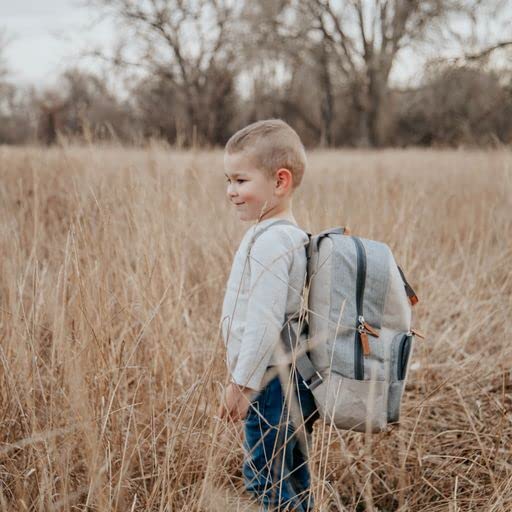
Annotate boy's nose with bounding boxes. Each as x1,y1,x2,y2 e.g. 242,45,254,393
227,183,238,197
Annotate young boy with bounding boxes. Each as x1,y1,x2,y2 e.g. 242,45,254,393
217,119,318,511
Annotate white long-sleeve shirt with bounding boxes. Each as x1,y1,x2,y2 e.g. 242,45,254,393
220,219,309,391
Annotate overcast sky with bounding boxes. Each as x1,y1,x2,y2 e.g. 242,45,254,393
2,0,511,90
2,0,116,86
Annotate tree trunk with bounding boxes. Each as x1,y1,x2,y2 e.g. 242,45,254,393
350,81,371,147
318,45,334,147
367,68,388,147
360,62,391,147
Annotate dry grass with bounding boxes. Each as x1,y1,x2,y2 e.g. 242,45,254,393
0,143,511,511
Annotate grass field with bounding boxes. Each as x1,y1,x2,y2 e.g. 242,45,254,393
0,144,511,511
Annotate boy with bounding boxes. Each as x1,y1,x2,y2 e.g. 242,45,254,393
217,119,318,511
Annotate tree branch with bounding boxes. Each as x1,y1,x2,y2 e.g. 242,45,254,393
313,0,359,73
466,40,512,60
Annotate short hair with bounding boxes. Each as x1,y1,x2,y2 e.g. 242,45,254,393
225,119,306,189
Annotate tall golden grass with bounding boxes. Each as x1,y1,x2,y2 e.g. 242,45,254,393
0,144,511,511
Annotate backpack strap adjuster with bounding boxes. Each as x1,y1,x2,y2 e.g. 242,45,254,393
397,265,419,306
302,371,323,391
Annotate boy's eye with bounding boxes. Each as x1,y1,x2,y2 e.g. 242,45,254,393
225,178,246,184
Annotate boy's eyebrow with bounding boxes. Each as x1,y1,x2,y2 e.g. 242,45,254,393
224,172,246,178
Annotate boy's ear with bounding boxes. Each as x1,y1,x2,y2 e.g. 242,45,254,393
275,168,293,193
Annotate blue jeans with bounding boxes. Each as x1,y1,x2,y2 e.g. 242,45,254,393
243,368,319,511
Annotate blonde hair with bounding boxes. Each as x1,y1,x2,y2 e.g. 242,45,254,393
225,119,306,189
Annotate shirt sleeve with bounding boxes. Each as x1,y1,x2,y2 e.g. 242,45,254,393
231,228,295,391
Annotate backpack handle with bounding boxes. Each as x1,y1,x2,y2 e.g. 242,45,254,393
306,226,350,260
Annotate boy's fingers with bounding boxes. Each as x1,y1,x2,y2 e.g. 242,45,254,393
217,388,252,422
231,403,248,422
226,405,238,422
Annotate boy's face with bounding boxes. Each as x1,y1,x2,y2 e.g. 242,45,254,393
224,151,278,222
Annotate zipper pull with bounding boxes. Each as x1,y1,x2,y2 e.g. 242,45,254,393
363,321,380,338
410,328,425,339
360,331,371,356
357,315,374,356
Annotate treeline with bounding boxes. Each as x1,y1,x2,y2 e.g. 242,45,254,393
1,0,511,148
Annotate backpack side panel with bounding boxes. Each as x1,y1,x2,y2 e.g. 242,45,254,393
382,260,412,332
307,236,335,373
383,261,414,422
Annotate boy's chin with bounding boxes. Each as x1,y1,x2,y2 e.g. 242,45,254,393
235,210,256,222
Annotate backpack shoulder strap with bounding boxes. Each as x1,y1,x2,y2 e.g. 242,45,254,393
245,220,323,389
247,219,302,252
397,265,419,306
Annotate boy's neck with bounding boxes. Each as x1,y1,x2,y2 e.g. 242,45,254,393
257,200,297,225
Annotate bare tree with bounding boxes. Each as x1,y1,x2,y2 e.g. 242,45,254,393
34,69,137,144
289,0,492,147
0,30,8,81
231,3,330,144
129,62,233,144
90,0,239,145
234,1,478,147
0,29,12,106
210,0,512,147
0,31,37,144
395,64,512,145
38,96,67,146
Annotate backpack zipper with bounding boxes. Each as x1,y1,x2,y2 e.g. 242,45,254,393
397,333,413,380
352,236,366,380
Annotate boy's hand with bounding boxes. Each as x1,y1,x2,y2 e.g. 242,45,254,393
217,382,257,422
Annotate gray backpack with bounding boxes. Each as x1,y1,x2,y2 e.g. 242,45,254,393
299,227,421,432
252,220,422,433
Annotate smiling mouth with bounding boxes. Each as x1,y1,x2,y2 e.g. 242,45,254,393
234,202,245,206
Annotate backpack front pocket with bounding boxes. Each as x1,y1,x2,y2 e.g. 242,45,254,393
388,332,415,422
313,372,389,432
